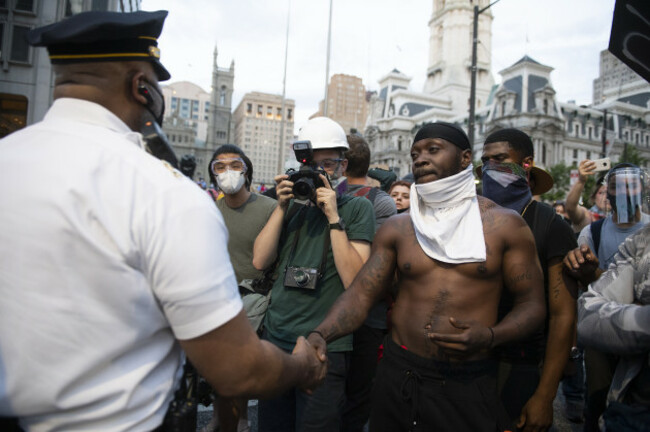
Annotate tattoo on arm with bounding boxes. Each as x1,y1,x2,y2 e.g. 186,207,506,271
318,246,395,341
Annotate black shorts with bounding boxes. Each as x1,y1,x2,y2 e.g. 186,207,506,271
369,338,513,432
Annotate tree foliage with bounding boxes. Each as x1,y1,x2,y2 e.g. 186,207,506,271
541,161,573,202
616,143,648,167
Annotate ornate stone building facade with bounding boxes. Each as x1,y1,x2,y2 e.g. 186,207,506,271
366,0,650,178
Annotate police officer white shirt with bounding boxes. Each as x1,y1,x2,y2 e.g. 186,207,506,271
0,98,242,431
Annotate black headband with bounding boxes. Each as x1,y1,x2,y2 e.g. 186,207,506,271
413,122,471,150
484,128,533,157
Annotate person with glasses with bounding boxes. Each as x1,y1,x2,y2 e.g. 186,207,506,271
206,144,277,432
253,117,375,432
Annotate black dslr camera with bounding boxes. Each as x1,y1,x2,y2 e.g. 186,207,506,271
285,141,328,200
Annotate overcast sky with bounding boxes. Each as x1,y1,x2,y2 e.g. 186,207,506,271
141,0,617,134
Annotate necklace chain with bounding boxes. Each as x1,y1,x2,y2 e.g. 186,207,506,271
521,199,534,217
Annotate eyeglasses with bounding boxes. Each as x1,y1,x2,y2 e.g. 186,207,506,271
316,158,343,170
210,158,247,174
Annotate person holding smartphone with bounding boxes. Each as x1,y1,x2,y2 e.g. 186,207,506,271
565,159,612,233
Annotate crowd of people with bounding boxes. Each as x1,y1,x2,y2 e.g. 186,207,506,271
0,9,649,432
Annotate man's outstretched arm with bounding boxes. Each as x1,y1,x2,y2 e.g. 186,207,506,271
181,310,327,399
308,220,398,349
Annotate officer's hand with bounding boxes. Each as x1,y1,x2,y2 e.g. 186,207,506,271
316,174,339,223
578,159,597,182
292,336,327,394
274,174,294,210
563,244,599,285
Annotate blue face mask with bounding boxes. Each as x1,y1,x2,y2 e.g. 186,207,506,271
481,161,532,213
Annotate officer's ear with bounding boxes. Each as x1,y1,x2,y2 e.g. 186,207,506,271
131,71,151,107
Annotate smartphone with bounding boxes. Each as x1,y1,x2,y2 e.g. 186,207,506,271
592,157,611,172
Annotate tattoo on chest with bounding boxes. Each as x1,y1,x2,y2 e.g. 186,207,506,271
424,289,450,335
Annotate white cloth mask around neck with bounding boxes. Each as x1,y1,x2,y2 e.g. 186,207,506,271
409,164,486,264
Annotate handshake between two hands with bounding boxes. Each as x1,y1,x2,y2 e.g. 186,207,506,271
291,332,329,394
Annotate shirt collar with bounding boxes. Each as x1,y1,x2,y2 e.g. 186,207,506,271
44,98,145,148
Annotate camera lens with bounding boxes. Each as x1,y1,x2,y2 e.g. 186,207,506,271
293,177,315,200
294,270,310,286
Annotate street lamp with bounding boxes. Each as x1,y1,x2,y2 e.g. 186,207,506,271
468,0,501,146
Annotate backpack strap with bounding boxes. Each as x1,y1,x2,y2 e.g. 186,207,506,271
590,218,605,254
367,187,379,205
353,185,379,205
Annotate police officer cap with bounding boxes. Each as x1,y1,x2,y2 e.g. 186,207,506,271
27,10,171,81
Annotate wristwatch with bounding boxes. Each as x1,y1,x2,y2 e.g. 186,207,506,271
570,346,581,360
329,217,346,231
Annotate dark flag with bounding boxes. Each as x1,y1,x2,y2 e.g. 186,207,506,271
609,0,650,83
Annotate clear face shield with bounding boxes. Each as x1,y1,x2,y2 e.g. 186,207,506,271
606,167,649,224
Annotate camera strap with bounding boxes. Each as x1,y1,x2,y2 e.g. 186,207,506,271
284,205,331,279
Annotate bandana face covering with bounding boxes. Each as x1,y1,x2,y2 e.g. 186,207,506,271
481,161,532,213
409,164,486,264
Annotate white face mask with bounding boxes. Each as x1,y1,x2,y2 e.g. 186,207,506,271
217,169,246,194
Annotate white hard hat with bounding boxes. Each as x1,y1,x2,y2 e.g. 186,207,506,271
297,117,349,150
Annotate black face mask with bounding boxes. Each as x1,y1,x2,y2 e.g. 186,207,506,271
139,80,165,126
141,117,178,169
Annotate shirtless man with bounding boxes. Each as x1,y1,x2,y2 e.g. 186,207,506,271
307,122,546,431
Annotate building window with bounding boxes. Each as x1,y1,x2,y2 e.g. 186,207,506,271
91,0,108,11
501,101,506,116
246,103,252,114
573,149,578,159
10,25,31,63
257,105,262,116
587,151,591,160
0,93,28,138
543,99,548,115
277,107,282,118
287,108,293,120
15,0,36,13
219,85,226,105
267,106,272,116
0,22,4,61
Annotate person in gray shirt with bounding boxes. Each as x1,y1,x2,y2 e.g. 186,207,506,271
341,134,397,432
